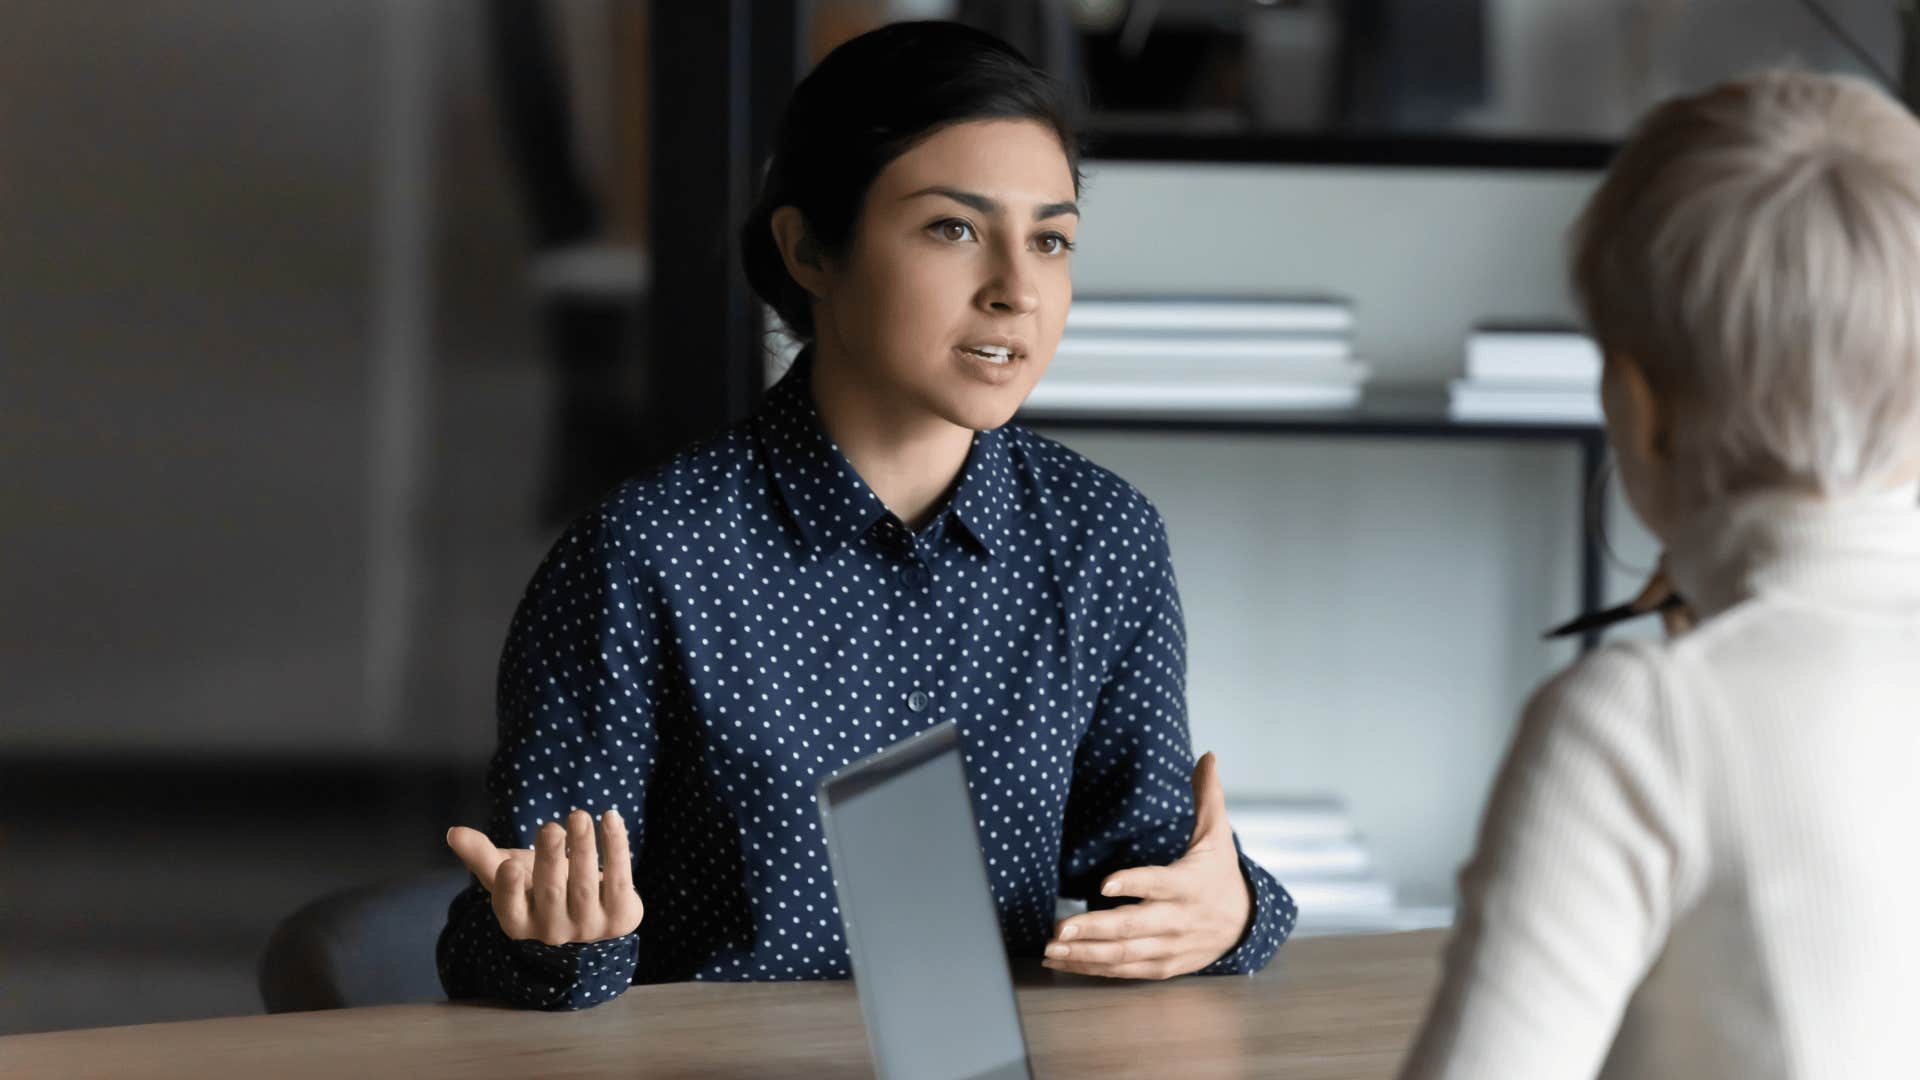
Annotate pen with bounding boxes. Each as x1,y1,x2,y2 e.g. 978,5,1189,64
1543,593,1688,640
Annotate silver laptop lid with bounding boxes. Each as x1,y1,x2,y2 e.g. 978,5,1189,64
818,720,1034,1080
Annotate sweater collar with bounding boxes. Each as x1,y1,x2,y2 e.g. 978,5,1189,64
1662,482,1920,620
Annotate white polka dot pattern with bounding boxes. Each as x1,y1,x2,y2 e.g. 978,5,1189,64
436,358,1295,1009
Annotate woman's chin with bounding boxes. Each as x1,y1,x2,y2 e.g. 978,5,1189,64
936,390,1028,432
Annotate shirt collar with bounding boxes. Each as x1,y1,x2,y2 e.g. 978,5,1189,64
754,354,891,555
753,351,1014,560
946,427,1014,559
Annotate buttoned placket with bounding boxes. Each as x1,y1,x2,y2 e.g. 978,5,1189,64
887,516,943,724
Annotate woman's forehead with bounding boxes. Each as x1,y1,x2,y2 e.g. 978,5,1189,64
870,119,1076,211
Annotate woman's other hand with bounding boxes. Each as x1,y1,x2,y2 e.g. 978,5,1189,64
446,808,643,946
1043,753,1254,980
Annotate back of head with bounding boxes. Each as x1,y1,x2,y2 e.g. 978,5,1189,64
1572,70,1920,502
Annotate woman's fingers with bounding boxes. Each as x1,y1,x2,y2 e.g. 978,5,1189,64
609,891,645,936
491,855,533,938
1185,753,1232,850
1098,865,1185,902
445,826,510,889
600,810,632,893
598,809,642,934
565,810,601,926
532,822,570,944
1043,956,1182,981
1054,900,1179,945
1044,935,1177,967
451,811,639,944
1048,860,1245,979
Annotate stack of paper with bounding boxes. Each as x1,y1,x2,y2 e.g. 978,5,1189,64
1025,296,1369,415
1230,795,1450,937
1448,325,1603,424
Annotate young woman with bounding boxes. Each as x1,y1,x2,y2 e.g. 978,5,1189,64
1400,70,1920,1078
437,21,1294,1010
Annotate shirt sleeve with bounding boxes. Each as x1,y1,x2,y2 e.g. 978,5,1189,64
1056,506,1296,975
1398,642,1702,1080
437,512,667,1010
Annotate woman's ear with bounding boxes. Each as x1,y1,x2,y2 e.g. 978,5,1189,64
769,206,830,301
1603,352,1672,463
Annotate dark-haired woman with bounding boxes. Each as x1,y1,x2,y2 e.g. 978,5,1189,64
438,21,1295,1010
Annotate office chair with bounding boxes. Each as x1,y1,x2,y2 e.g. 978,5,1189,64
257,867,472,1012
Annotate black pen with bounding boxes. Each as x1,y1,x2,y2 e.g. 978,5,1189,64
1543,593,1688,640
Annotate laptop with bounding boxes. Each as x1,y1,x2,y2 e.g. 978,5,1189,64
818,720,1036,1080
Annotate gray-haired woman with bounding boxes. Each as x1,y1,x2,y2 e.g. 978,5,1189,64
1402,69,1920,1079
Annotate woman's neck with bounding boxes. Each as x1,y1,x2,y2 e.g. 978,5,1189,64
807,349,976,532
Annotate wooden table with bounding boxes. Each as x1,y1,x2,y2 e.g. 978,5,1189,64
1,930,1445,1079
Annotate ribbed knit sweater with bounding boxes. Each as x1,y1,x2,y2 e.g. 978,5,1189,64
1401,486,1920,1080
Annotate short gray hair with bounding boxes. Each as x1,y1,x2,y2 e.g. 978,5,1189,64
1572,69,1920,501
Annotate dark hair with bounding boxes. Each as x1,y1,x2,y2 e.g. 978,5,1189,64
739,20,1084,340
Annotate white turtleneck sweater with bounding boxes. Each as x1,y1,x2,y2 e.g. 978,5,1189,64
1400,488,1920,1080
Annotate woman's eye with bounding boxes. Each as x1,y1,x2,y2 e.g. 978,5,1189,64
934,219,976,243
1034,232,1075,255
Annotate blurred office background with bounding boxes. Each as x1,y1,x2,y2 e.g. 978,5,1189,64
0,0,1900,1035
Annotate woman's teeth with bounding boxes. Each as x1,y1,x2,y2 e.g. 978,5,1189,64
963,345,1013,364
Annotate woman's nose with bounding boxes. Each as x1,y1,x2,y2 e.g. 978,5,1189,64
978,257,1039,315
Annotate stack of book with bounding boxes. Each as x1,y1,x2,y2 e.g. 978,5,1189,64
1023,295,1368,415
1230,795,1450,937
1447,325,1604,424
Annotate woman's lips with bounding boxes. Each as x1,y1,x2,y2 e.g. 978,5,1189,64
954,344,1024,384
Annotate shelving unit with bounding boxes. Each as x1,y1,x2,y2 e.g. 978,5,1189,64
1085,130,1616,172
1022,384,1609,650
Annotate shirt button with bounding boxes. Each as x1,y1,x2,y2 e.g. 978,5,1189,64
901,566,929,589
907,690,930,712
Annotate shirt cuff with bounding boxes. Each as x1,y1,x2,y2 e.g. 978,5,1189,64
509,933,640,1009
1198,839,1296,976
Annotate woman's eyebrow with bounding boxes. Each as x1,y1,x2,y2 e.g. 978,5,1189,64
904,186,1079,221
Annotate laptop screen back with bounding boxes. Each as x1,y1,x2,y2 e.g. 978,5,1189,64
819,721,1033,1080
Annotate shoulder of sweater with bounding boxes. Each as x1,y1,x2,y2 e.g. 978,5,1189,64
1521,637,1715,847
1519,640,1694,788
1529,638,1668,718
1518,639,1708,877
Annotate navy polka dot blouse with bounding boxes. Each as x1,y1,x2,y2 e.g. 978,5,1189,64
437,356,1296,1009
